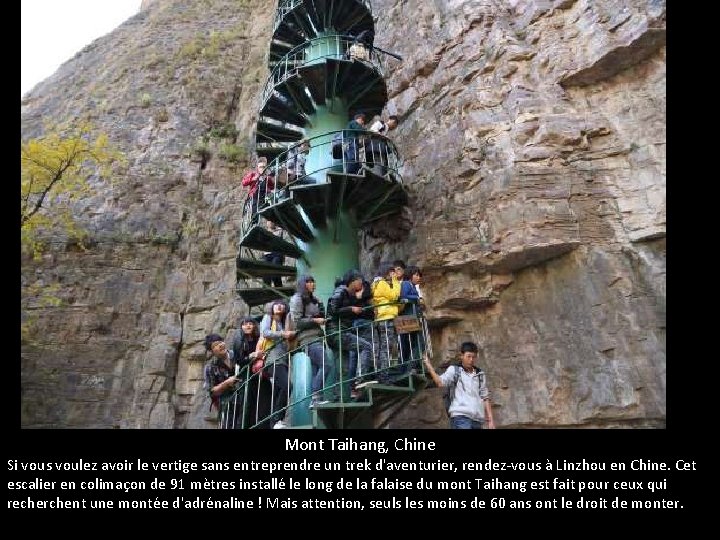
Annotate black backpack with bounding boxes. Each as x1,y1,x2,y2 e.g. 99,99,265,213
442,365,485,414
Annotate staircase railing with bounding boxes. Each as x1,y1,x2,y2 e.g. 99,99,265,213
261,34,396,110
218,301,430,429
273,0,374,34
244,129,403,239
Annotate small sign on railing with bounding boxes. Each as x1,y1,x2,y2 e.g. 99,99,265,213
393,315,421,334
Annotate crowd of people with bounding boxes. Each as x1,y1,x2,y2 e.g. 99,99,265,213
211,105,494,430
204,258,496,430
241,110,398,229
206,260,425,428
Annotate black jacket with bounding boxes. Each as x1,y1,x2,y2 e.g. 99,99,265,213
232,334,259,371
351,279,374,321
326,285,362,337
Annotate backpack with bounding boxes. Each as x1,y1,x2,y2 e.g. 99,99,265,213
442,365,485,415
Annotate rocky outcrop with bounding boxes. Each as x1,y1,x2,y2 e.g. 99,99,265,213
366,0,665,428
22,0,275,428
21,0,665,429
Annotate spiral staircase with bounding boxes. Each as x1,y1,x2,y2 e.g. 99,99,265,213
229,0,430,429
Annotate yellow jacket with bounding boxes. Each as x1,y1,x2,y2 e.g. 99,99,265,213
371,276,401,321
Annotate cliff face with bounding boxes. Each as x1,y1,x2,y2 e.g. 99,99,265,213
367,0,665,428
20,0,665,428
21,0,276,428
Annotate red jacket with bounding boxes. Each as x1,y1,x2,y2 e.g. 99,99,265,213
242,170,275,197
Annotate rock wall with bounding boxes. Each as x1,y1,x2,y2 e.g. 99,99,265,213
21,0,276,428
20,0,665,428
366,0,665,428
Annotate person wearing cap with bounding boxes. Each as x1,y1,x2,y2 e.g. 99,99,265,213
326,269,374,400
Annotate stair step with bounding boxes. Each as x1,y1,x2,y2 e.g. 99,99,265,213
280,76,315,115
300,63,326,105
289,5,315,38
236,286,296,307
272,0,373,38
334,2,373,36
259,194,315,242
239,225,304,258
275,21,305,48
261,93,306,127
304,0,322,29
368,384,414,394
256,119,306,143
312,400,373,409
326,59,385,119
290,181,331,229
236,257,297,279
256,144,289,161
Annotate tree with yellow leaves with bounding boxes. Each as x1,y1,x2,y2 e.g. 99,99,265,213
21,123,123,343
21,122,122,259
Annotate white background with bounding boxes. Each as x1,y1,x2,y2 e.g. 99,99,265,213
21,0,140,96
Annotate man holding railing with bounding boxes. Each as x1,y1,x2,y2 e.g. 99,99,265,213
423,342,496,430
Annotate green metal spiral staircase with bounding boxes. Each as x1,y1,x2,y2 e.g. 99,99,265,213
230,0,429,429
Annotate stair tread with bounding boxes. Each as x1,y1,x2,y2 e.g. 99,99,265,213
236,258,297,277
256,119,306,142
368,384,414,393
236,286,296,307
259,195,315,242
312,401,372,409
239,225,303,258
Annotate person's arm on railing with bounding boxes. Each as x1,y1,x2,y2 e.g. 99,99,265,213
422,354,444,388
340,297,364,319
289,295,322,331
314,298,328,326
211,375,239,396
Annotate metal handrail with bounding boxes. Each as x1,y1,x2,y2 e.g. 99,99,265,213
261,34,396,111
273,0,374,35
218,300,429,429
242,128,403,239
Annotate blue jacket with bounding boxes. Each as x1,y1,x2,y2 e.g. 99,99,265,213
400,280,421,315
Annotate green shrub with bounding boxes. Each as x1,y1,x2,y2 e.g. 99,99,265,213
209,123,239,140
218,143,245,164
